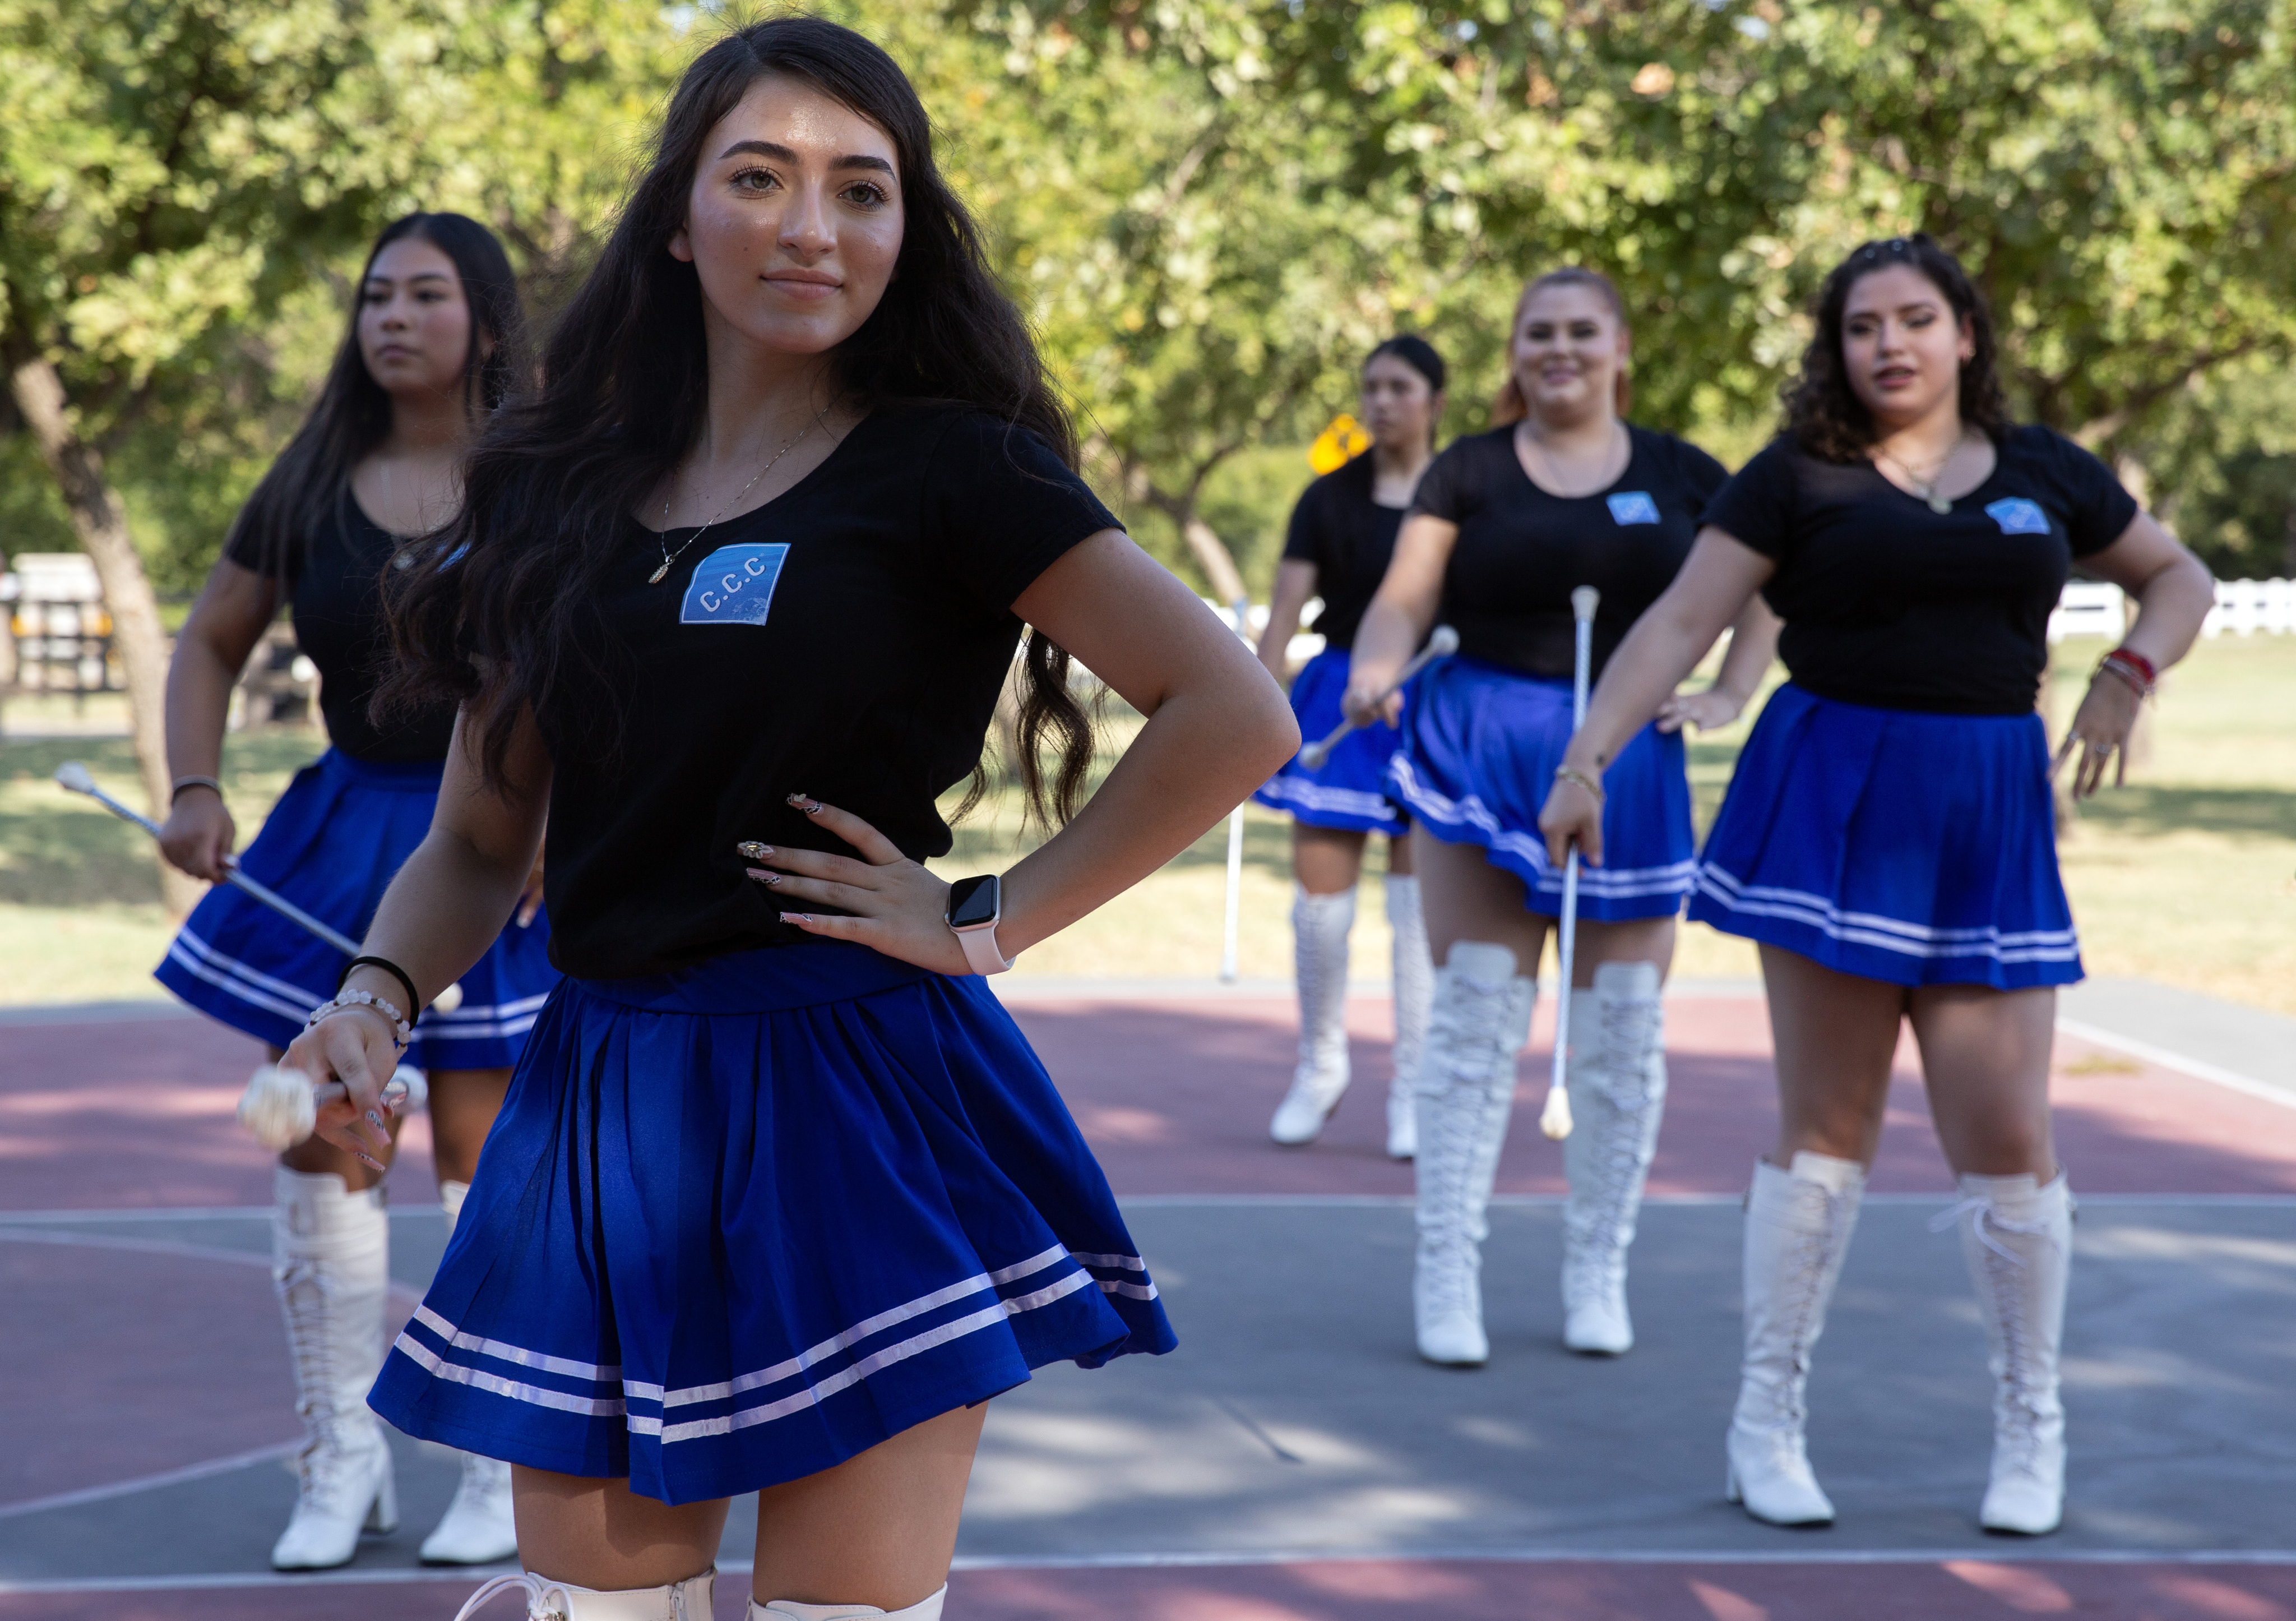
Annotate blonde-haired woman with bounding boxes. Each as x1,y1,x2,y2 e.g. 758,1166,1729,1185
1347,269,1776,1365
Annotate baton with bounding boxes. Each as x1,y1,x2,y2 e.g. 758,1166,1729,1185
238,1062,428,1151
57,761,364,955
1538,585,1600,1142
1299,625,1460,769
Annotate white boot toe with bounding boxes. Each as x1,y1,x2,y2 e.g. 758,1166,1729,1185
1725,1423,1836,1526
1562,1292,1633,1356
270,1427,397,1569
421,1451,519,1564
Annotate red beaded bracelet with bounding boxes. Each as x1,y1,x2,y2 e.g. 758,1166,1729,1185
2096,647,2156,699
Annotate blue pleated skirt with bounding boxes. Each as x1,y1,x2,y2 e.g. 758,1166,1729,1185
1252,648,1408,834
1388,655,1696,921
368,938,1175,1505
1688,682,2081,990
152,749,558,1069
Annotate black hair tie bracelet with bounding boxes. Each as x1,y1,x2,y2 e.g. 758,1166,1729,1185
341,955,424,1021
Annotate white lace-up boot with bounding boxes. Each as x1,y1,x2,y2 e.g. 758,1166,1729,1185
270,1166,397,1569
752,1588,947,1620
455,1567,714,1619
1412,942,1535,1366
422,1178,521,1565
1937,1171,2072,1536
1560,962,1668,1355
1270,885,1355,1145
1383,874,1433,1160
1726,1152,1866,1527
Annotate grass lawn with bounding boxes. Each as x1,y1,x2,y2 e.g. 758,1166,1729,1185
3,633,2291,1010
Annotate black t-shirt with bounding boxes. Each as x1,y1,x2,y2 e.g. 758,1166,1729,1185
1408,424,1730,679
226,486,457,761
535,405,1120,980
1280,453,1409,650
1704,426,2139,714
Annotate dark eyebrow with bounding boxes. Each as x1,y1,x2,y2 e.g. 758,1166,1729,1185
716,138,895,177
365,272,453,286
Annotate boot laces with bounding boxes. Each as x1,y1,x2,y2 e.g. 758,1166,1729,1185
1932,1196,2061,1474
1748,1177,1853,1430
452,1572,702,1621
1567,994,1661,1273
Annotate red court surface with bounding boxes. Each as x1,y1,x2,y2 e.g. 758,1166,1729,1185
4,992,2293,1619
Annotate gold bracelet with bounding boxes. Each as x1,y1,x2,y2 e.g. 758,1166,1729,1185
1554,766,1607,803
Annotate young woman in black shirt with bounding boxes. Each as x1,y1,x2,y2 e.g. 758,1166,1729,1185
152,213,551,1572
1253,336,1446,1160
280,22,1295,1620
1346,269,1777,1369
1541,235,2216,1535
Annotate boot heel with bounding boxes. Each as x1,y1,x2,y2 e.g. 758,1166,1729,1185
1725,1459,1741,1503
365,1463,400,1536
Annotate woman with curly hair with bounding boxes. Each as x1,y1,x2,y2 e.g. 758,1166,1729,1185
1539,235,2215,1534
279,17,1294,1619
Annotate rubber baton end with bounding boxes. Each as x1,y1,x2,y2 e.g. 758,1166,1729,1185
1539,1083,1574,1141
430,980,464,1015
1427,624,1461,656
1570,586,1600,622
238,1064,318,1150
387,1066,429,1113
54,761,97,795
1298,742,1330,770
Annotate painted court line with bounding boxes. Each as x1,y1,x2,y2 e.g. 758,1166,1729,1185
11,1548,2296,1594
2057,1015,2294,1112
0,1442,299,1523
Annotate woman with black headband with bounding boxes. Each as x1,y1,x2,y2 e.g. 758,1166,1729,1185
1540,234,2214,1534
1253,335,1447,1160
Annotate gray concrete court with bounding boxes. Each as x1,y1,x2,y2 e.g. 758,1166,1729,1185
3,1195,2290,1587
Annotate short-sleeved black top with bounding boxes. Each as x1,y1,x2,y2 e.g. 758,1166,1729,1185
1703,426,2138,714
1407,424,1730,680
226,486,457,761
534,405,1119,980
1279,452,1409,651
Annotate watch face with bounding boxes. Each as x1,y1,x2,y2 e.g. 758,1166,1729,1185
947,874,999,929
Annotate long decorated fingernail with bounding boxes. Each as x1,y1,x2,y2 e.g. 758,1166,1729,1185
780,912,813,924
737,841,774,861
747,869,781,886
367,1111,386,1130
785,793,822,814
358,1153,385,1170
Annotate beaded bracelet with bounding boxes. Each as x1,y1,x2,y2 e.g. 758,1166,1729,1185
170,775,224,804
1554,766,1607,804
305,990,411,1049
2096,648,2155,700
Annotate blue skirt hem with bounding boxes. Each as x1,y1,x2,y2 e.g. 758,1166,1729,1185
1252,647,1407,834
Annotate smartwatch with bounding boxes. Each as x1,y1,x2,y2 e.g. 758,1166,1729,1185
945,874,1013,976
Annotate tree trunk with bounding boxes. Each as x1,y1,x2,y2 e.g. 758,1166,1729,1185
9,357,203,915
1178,510,1249,612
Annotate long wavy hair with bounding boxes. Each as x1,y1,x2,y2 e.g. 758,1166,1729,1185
1784,234,2011,461
225,213,524,577
380,17,1094,823
1489,267,1631,426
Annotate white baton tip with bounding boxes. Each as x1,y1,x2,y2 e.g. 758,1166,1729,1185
54,761,97,794
1539,1084,1574,1140
238,1064,319,1151
431,980,464,1015
1428,625,1461,655
1570,586,1600,621
1298,742,1329,770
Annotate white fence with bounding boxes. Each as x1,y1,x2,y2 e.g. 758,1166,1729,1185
2050,579,2296,641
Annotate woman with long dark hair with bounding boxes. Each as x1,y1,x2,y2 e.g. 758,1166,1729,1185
1346,269,1776,1369
279,20,1295,1618
153,213,550,1570
1253,336,1446,1160
1540,234,2215,1534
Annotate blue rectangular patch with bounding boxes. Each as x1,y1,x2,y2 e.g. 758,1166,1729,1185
679,543,790,627
1985,498,2052,537
1606,491,1661,527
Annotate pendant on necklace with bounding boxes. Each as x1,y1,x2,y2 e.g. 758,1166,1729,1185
1928,493,1952,515
647,560,670,585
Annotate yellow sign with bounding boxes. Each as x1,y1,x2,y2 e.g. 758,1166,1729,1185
1308,413,1372,474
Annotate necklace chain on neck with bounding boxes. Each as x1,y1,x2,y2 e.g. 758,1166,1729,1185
1874,431,1969,515
649,410,827,585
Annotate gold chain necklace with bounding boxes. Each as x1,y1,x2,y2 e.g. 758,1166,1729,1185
1874,435,1968,515
648,410,825,585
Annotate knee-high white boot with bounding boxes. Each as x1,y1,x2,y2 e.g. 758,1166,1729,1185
1561,961,1667,1355
422,1178,520,1565
455,1567,715,1619
1726,1152,1866,1527
270,1166,397,1570
752,1589,947,1620
1411,942,1535,1366
1383,874,1433,1161
1941,1171,2072,1536
1271,885,1355,1145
